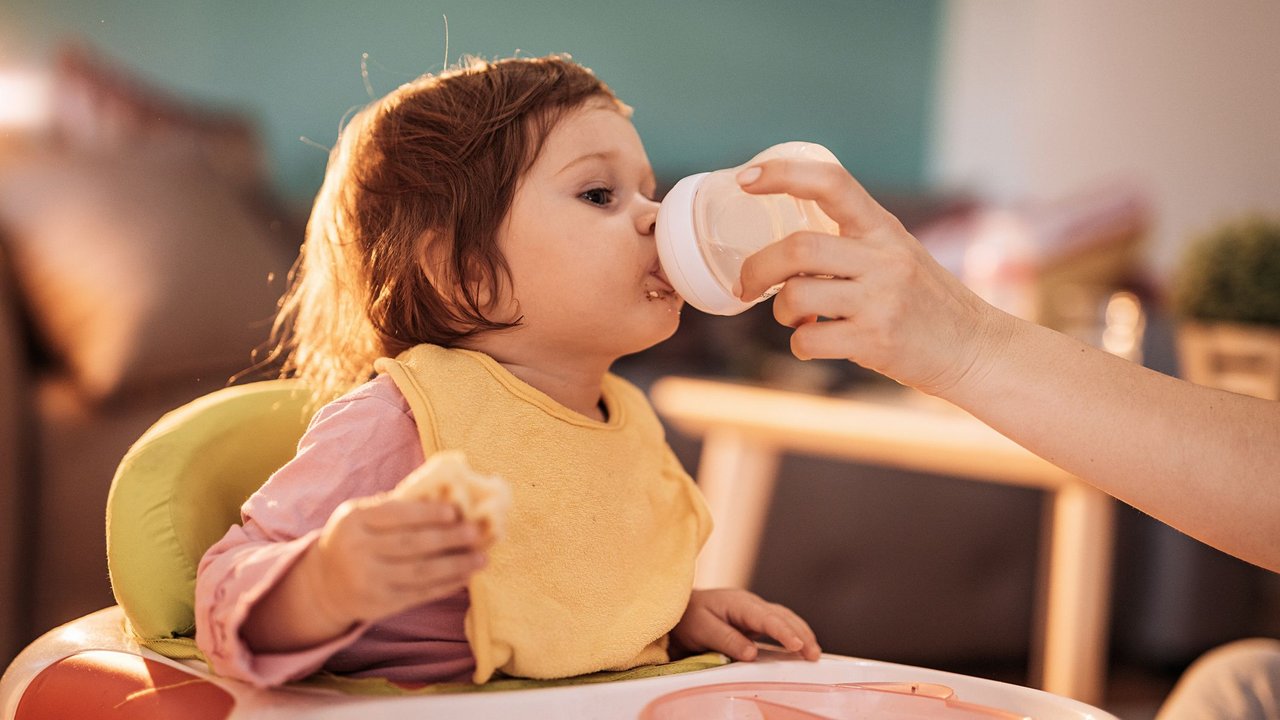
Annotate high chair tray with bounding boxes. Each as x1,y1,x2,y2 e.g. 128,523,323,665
2,607,1117,720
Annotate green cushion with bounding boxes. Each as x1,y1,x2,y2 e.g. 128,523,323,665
106,380,315,649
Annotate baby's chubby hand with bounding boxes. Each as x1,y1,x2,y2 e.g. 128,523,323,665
671,588,821,662
302,493,490,628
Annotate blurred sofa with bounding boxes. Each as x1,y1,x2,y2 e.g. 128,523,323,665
0,48,297,664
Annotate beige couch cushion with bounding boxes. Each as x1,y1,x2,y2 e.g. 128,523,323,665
0,44,293,401
0,146,291,401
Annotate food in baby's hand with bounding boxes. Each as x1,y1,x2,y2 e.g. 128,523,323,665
393,450,511,540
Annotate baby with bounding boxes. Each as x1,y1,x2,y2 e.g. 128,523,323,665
195,54,819,688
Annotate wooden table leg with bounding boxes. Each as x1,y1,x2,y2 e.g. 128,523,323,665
1040,481,1115,705
693,429,781,589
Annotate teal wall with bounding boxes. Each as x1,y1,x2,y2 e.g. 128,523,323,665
0,1,941,203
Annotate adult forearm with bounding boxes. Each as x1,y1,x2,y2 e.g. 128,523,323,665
731,158,1280,569
944,313,1280,572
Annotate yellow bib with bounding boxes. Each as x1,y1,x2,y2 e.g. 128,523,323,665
375,345,711,683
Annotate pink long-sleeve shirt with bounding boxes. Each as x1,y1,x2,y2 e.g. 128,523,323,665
195,375,474,688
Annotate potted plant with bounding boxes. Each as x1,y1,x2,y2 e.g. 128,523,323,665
1172,216,1280,400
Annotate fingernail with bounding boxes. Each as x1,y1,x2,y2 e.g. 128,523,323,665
736,166,762,185
731,280,743,299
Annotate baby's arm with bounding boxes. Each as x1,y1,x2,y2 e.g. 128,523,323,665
670,588,821,662
240,495,485,652
195,380,485,686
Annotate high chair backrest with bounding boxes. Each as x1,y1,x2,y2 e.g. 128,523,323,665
105,380,314,657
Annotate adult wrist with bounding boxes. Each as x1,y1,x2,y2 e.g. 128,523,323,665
935,303,1019,407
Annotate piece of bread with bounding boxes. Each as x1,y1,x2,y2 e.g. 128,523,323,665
392,450,511,539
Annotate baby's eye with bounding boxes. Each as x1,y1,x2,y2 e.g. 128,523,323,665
580,187,615,207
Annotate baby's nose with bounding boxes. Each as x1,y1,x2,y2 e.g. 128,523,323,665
636,197,660,236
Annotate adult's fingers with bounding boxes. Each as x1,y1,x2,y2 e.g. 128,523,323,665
788,319,869,362
737,159,894,238
738,231,867,303
770,274,867,328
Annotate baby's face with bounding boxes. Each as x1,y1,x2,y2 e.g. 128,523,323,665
494,100,682,362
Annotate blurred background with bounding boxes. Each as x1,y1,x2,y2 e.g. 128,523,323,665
1,2,1278,717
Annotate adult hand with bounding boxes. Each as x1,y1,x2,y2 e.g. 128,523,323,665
735,160,1010,397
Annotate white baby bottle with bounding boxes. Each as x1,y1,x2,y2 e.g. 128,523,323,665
655,141,843,315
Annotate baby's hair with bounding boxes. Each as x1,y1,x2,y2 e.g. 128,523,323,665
267,55,625,405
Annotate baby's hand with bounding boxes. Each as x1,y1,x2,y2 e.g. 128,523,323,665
305,493,488,627
671,588,821,662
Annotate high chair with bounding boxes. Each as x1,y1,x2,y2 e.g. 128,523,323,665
0,381,1117,719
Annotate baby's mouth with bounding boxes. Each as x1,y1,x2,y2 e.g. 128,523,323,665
646,278,678,302
650,266,676,295
644,261,681,303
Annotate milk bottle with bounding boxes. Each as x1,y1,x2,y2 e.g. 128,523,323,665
655,142,842,315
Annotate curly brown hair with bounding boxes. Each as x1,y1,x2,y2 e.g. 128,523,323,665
266,55,625,404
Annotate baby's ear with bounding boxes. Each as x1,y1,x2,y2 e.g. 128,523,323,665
416,229,452,289
415,232,515,322
416,231,478,307
416,231,487,296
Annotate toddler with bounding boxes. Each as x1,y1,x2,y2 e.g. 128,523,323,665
195,55,820,688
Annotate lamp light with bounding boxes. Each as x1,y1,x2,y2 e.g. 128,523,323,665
0,69,52,131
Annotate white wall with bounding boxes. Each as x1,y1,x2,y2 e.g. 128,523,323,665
933,0,1280,278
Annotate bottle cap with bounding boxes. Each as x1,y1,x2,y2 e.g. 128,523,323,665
656,172,755,315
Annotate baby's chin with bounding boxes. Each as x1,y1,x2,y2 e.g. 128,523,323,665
608,304,683,360
642,303,685,347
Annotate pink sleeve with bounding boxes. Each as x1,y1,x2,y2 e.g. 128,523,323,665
195,376,425,687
